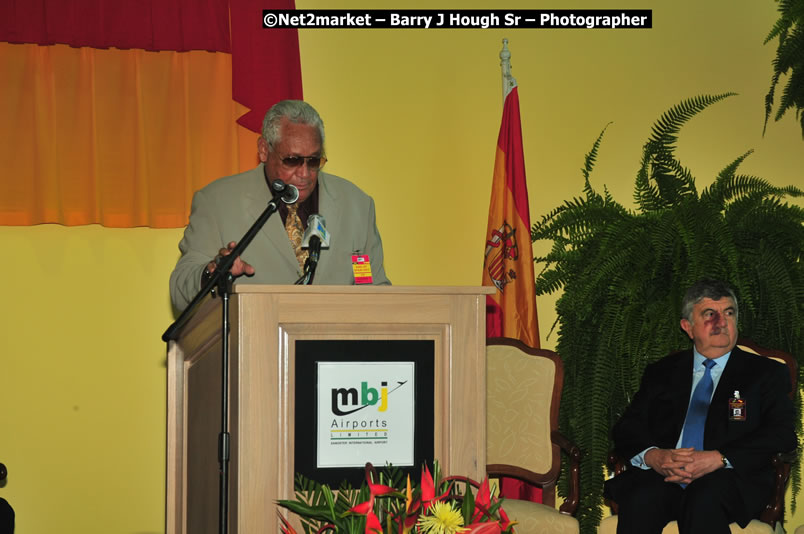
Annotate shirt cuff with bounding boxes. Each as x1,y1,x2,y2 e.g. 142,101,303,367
630,446,657,470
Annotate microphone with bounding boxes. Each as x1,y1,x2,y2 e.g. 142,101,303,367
302,214,331,249
299,214,330,285
270,179,300,204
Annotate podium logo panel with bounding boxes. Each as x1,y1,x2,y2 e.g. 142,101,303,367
318,362,415,468
294,339,434,486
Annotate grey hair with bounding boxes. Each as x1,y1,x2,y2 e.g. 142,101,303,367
261,100,325,151
680,279,739,322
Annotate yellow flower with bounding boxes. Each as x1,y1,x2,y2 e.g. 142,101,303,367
416,501,468,534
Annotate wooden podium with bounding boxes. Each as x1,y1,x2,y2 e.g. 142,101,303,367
165,285,493,534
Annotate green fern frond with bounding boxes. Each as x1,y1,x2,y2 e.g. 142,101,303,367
775,60,804,122
703,150,753,205
648,93,736,154
764,15,792,43
773,23,804,72
634,150,662,211
581,123,612,186
763,0,804,137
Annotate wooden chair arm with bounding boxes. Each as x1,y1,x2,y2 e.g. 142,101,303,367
607,450,628,477
759,450,797,527
604,450,630,515
551,430,581,516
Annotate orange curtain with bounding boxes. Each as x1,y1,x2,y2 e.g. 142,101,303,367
0,42,254,227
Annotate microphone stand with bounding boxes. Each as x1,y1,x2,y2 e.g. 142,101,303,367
294,236,321,285
162,182,293,534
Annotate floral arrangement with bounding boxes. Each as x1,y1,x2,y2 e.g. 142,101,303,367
277,462,515,534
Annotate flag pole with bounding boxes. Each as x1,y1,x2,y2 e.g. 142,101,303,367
500,38,516,102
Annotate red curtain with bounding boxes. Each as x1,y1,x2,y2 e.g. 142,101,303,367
0,0,231,52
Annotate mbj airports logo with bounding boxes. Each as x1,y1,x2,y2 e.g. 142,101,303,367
319,364,415,461
331,380,408,416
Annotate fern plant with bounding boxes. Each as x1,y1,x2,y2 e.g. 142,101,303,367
532,94,804,534
764,0,804,138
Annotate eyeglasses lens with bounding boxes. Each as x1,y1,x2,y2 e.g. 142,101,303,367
282,156,324,169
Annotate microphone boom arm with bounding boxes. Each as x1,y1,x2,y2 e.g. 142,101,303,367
162,182,295,341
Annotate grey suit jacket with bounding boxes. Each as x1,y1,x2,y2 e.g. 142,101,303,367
170,164,390,311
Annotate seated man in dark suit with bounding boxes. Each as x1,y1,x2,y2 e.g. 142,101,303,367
604,279,796,534
0,497,13,534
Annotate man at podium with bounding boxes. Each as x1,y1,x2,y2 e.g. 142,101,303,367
169,100,391,312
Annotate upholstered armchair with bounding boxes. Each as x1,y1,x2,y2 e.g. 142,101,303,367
486,337,581,534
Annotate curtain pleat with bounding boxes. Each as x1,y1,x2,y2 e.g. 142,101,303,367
0,43,244,227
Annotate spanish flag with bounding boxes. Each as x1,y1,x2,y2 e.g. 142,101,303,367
482,83,540,349
483,79,543,503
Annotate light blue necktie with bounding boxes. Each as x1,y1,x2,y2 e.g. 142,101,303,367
681,359,717,451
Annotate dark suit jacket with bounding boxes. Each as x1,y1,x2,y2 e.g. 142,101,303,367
607,346,796,517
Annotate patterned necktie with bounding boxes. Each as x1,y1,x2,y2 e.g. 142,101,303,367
285,203,309,271
680,359,717,451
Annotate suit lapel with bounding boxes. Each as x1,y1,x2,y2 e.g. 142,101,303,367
671,351,695,443
317,173,341,274
242,164,300,274
705,347,747,446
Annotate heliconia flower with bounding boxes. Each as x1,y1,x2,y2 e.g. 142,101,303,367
365,466,396,498
349,469,398,515
399,475,420,534
472,479,492,522
497,505,513,531
402,510,420,533
349,500,375,516
421,465,451,511
365,511,383,534
421,465,435,503
463,522,502,534
277,511,298,534
348,465,403,534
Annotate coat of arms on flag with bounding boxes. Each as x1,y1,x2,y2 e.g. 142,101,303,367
484,221,519,292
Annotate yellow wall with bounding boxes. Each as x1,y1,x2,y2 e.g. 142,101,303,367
1,0,803,532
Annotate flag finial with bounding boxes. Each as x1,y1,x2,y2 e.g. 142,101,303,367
500,38,517,101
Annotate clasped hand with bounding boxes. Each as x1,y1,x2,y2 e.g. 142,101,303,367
644,447,724,485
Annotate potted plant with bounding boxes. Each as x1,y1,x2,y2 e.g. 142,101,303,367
277,462,515,534
531,93,803,533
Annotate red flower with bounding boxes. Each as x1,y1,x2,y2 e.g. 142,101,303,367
365,511,383,534
497,506,512,531
463,522,502,534
347,464,399,534
421,465,451,511
473,479,492,522
277,512,297,534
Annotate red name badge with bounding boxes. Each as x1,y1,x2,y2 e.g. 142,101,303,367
351,255,373,284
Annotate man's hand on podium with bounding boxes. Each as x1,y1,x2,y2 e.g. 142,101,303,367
202,241,256,284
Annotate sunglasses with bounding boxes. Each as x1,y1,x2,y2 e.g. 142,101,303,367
280,155,327,170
